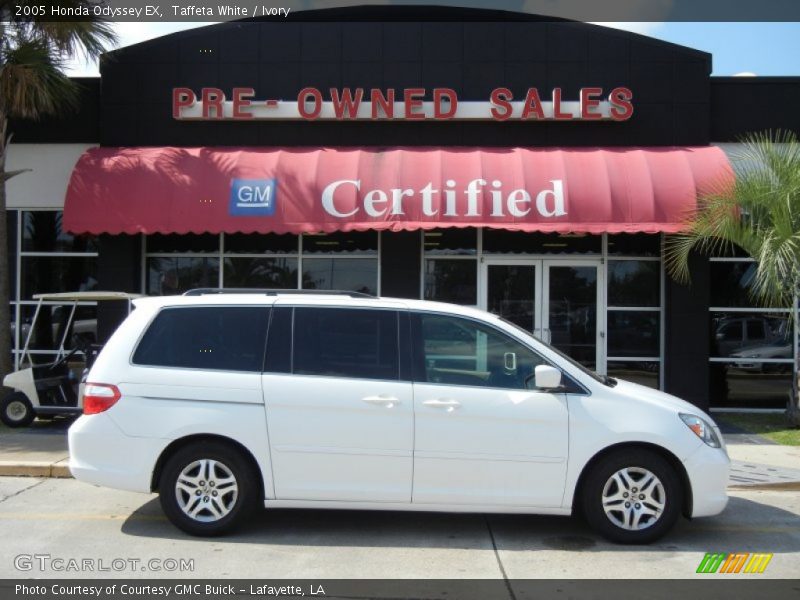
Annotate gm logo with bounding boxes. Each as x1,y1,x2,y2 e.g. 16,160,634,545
229,179,276,216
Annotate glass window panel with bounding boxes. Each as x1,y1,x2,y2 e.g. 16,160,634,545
7,210,17,295
419,313,548,390
302,258,377,295
710,312,791,358
424,259,477,305
483,230,601,254
9,304,17,353
19,304,97,351
608,260,660,307
21,256,98,299
145,233,219,253
302,231,377,254
709,261,762,308
607,311,660,357
223,257,298,289
423,228,477,255
133,307,270,372
22,211,97,253
293,308,399,380
607,361,660,389
224,233,298,254
146,257,220,295
709,363,792,408
607,233,660,256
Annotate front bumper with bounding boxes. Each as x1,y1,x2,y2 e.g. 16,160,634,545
69,413,165,494
683,442,730,518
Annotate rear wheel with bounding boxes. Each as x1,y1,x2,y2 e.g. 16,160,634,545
159,442,259,536
582,449,682,544
0,392,35,428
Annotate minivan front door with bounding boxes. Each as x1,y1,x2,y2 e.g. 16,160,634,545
261,305,413,503
411,312,569,507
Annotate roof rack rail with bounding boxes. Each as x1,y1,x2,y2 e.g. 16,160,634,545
183,288,376,298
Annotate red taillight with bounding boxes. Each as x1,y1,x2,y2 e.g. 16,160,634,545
83,383,121,415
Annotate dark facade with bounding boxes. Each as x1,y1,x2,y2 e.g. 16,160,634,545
7,7,800,411
100,10,712,147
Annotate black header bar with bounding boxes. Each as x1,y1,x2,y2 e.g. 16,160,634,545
4,0,800,22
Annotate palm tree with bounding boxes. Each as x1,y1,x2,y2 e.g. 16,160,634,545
0,7,116,392
665,130,800,424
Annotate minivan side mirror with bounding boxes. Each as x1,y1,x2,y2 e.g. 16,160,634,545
533,365,562,390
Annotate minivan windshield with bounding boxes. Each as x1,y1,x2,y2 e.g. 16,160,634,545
498,317,617,387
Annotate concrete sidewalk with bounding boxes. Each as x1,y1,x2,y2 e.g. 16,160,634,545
0,420,71,478
0,421,798,489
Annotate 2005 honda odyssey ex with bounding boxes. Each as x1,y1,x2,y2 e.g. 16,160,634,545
69,290,729,543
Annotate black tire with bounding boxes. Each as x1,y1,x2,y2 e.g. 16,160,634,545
159,442,260,536
0,392,36,428
581,448,682,544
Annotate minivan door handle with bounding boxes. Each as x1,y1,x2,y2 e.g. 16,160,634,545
362,395,400,408
423,398,461,411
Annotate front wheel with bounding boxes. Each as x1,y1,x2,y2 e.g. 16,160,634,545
159,442,259,536
0,392,36,428
582,449,682,544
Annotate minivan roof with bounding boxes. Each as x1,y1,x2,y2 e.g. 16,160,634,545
131,292,499,322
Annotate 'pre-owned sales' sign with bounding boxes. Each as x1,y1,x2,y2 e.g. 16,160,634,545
172,86,634,121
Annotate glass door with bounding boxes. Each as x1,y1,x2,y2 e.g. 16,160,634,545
482,259,604,373
485,262,540,337
543,261,603,371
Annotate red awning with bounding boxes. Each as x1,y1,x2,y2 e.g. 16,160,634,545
63,146,733,235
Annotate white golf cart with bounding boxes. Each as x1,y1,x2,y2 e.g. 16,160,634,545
1,291,141,428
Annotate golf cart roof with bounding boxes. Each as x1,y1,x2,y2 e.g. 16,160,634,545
32,291,144,302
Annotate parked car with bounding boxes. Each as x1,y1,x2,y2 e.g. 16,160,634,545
729,335,793,372
712,315,789,357
69,290,729,544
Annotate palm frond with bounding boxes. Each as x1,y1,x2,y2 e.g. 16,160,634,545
31,19,117,60
0,38,78,118
665,131,800,308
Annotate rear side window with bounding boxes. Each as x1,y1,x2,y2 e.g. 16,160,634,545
293,307,399,380
746,319,766,341
133,307,270,372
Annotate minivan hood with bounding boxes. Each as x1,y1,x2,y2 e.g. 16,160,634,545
611,377,716,423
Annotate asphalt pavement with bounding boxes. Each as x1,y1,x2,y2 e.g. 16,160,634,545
0,477,798,579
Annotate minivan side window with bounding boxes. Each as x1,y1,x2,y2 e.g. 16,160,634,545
416,313,548,390
133,307,270,372
293,308,399,380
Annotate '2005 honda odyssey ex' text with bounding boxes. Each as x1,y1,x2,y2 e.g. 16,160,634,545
69,290,729,543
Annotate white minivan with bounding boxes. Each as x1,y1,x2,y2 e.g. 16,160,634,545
69,290,729,543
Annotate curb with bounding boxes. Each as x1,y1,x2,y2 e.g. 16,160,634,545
729,482,800,492
0,460,72,479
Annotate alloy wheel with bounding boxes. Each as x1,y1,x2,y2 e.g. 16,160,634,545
175,459,239,523
601,467,665,531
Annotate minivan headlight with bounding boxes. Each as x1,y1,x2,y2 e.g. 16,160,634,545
679,413,721,448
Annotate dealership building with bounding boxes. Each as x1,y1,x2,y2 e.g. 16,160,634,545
6,6,800,410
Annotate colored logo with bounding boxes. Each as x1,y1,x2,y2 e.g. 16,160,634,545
696,552,773,574
229,179,277,216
